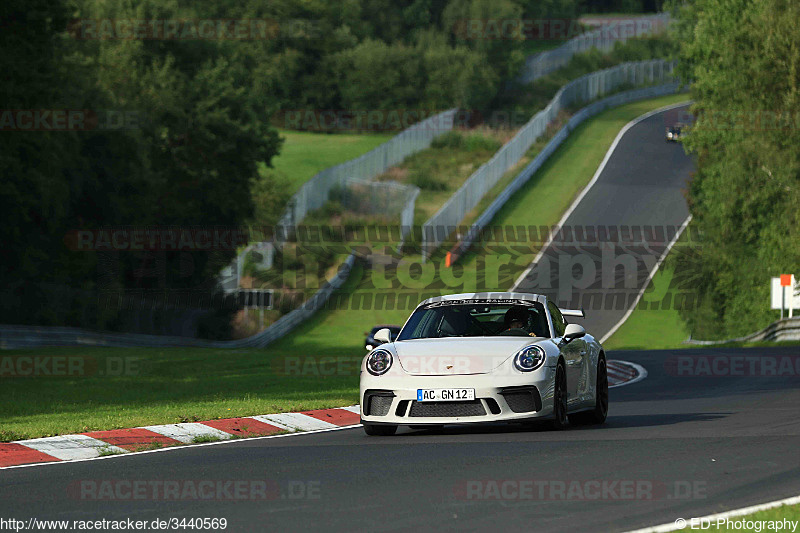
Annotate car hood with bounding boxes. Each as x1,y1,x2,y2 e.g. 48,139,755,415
392,337,545,375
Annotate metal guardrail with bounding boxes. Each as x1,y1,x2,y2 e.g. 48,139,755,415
275,109,458,246
421,59,677,258
0,254,357,350
519,13,671,84
684,317,800,345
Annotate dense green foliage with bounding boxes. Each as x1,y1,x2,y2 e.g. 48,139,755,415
268,0,580,117
0,0,281,335
669,0,800,338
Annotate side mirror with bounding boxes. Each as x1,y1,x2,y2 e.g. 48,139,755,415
373,328,392,344
563,323,586,342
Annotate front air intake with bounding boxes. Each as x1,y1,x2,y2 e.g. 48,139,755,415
364,390,394,416
500,386,542,413
408,400,486,417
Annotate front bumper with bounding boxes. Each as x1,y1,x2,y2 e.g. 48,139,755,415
359,367,556,426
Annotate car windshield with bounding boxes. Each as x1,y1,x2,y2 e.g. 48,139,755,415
397,300,550,340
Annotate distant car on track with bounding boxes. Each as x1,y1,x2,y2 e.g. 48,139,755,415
666,123,686,142
359,292,608,436
364,324,401,351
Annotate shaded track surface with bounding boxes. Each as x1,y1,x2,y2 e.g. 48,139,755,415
2,346,800,532
514,104,694,339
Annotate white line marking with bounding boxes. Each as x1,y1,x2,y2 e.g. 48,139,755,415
339,405,361,415
600,215,692,344
1,424,362,471
512,101,692,291
625,494,800,532
141,423,233,443
254,413,338,431
12,435,127,461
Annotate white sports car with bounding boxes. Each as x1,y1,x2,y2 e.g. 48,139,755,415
359,292,608,436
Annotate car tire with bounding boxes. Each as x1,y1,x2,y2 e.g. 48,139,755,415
551,361,569,430
569,356,609,426
363,424,397,436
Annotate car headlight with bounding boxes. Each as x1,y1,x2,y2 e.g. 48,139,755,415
366,349,393,376
514,345,546,372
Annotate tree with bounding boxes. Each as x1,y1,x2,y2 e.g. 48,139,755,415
669,0,800,338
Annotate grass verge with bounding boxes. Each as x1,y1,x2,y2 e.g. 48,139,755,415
263,129,393,194
0,345,360,441
601,262,692,350
602,218,696,351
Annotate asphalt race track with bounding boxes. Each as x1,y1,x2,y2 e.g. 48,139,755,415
3,105,798,533
514,104,695,339
2,346,799,532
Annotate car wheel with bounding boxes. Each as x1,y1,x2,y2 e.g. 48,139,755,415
363,424,397,436
569,356,609,426
551,361,569,430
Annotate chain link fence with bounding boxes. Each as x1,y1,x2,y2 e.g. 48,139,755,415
337,178,420,242
275,109,458,246
422,59,678,259
519,14,671,84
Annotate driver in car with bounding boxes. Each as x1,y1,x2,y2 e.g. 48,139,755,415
501,306,534,336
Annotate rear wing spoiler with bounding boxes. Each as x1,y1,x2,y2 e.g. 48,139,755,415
559,308,585,319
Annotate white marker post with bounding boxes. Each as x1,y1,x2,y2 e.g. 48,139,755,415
771,275,797,319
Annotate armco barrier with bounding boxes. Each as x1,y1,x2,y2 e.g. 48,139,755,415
446,82,683,261
0,254,356,350
421,59,677,258
684,317,800,345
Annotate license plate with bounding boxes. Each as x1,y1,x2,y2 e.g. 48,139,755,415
416,388,475,402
